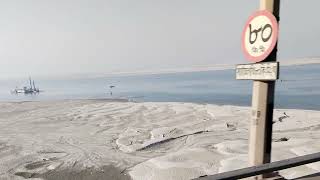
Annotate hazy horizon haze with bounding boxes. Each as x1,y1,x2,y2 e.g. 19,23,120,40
0,0,320,79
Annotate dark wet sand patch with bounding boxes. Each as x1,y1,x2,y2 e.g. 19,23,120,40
25,161,49,170
15,165,131,180
15,172,39,179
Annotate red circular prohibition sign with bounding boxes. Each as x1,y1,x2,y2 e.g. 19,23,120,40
241,10,279,63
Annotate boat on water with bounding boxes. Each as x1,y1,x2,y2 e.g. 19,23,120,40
11,77,41,94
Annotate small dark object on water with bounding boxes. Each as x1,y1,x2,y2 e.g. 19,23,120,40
109,85,115,96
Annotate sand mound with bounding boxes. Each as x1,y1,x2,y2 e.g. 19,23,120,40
129,148,221,180
0,100,319,179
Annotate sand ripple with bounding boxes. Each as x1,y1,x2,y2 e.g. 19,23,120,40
0,100,319,179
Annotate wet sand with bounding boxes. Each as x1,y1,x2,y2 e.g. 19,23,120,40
15,165,131,180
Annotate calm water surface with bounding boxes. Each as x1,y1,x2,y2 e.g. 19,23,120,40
1,64,320,110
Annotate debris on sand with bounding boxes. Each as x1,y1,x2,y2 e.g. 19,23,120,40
273,137,289,142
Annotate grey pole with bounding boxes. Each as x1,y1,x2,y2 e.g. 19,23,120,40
249,0,280,179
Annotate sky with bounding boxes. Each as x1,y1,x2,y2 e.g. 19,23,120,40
0,0,320,79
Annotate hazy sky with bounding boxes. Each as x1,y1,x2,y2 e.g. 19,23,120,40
0,0,320,78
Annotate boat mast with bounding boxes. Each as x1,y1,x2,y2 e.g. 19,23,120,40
29,77,33,90
33,80,36,91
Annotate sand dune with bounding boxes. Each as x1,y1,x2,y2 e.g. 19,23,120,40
0,100,319,179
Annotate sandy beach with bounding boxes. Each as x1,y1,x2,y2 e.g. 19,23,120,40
0,100,319,180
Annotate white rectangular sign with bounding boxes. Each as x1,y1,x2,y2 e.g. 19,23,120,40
236,62,279,80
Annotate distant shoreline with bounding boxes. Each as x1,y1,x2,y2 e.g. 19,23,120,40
2,58,320,81
75,58,320,78
64,58,320,79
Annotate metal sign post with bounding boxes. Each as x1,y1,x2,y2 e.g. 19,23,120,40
251,0,280,179
237,0,280,179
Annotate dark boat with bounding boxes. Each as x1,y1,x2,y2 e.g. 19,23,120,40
12,77,41,94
